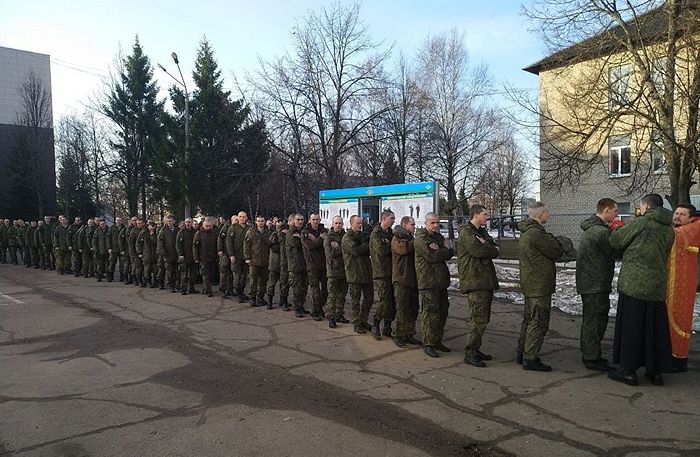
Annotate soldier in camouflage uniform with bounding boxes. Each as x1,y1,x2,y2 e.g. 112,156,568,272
457,205,500,368
342,215,373,334
35,220,48,269
0,219,8,264
370,210,395,340
80,218,97,277
129,218,145,286
265,217,288,308
7,220,20,265
107,217,124,282
302,214,328,320
576,198,619,372
176,218,198,295
194,218,219,297
120,217,136,283
227,212,250,302
44,215,56,270
286,213,309,317
517,203,564,372
391,216,420,348
67,217,83,276
136,221,158,288
27,220,39,268
52,216,71,275
92,218,109,281
324,216,348,328
415,213,455,358
157,215,179,292
17,220,28,266
244,215,271,307
217,216,232,296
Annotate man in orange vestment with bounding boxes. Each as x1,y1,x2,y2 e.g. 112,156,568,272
666,204,700,372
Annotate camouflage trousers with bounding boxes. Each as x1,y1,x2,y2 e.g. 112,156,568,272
325,277,348,318
231,260,249,290
580,293,610,362
0,244,6,263
131,256,143,282
108,251,121,278
420,288,450,347
143,260,156,282
199,261,216,293
22,246,31,266
393,283,419,338
94,253,108,278
163,260,178,289
121,253,131,279
55,249,71,273
219,255,232,293
179,262,197,291
8,246,17,264
71,250,82,275
307,270,328,314
29,247,39,267
517,295,552,361
265,269,281,297
40,245,52,269
373,278,395,323
288,271,308,309
156,257,165,284
465,290,493,356
349,282,373,326
82,250,94,276
249,265,269,299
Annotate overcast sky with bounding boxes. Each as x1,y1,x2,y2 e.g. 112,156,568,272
1,0,545,123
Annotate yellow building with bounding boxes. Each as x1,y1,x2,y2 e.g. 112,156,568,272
524,3,700,243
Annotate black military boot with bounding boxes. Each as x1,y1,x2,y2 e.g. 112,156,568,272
279,295,288,308
424,346,439,358
266,294,274,309
158,279,165,290
237,288,249,301
107,273,113,283
206,288,213,298
434,342,452,353
328,318,337,328
140,278,147,288
149,278,157,289
523,359,552,372
394,336,407,348
382,321,393,338
125,274,132,285
371,319,382,340
96,275,102,282
294,308,305,318
250,297,259,307
336,314,350,324
257,295,268,307
405,335,422,345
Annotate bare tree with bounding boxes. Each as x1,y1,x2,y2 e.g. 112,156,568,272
290,1,391,188
518,0,700,206
6,70,54,218
416,29,502,219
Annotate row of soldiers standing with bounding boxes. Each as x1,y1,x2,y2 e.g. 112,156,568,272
1,209,460,355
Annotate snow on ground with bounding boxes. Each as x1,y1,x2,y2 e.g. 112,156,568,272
448,260,700,332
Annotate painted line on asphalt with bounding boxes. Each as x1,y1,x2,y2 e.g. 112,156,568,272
0,293,23,305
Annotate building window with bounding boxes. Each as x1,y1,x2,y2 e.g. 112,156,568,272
651,131,667,174
609,64,632,109
609,135,631,176
617,202,633,222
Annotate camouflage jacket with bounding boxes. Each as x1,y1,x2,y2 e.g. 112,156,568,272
342,229,372,284
244,226,271,267
575,215,618,295
518,218,563,298
609,207,674,302
414,228,454,290
391,225,416,287
370,224,393,280
457,222,499,293
324,228,346,279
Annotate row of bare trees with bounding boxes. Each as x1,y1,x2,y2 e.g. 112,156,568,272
244,2,531,218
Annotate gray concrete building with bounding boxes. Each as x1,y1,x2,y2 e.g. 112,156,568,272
0,45,57,219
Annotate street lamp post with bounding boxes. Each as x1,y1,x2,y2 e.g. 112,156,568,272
158,52,191,219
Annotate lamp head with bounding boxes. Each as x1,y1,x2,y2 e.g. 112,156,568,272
171,52,179,64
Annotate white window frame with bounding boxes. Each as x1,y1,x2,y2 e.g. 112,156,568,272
609,64,632,109
609,136,632,177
